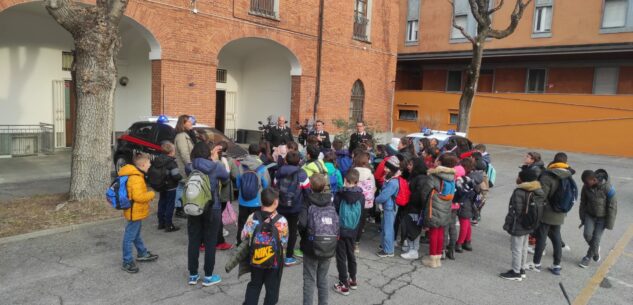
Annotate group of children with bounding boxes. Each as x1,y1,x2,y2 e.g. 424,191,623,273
114,128,618,304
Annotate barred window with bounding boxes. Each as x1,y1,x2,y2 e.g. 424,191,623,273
350,80,365,123
62,51,73,71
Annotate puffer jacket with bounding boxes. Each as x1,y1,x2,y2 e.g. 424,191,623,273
456,170,484,220
174,131,194,179
225,240,251,278
521,160,545,178
152,154,182,191
302,159,329,177
406,174,432,215
119,164,155,221
503,181,546,236
579,179,617,230
539,164,575,226
424,166,456,228
276,165,309,215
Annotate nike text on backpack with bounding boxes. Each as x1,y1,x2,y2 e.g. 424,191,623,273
147,161,169,192
519,191,543,231
395,176,411,207
277,171,300,208
548,173,578,213
239,165,265,202
183,170,213,216
106,176,133,210
339,198,362,231
250,212,283,269
307,204,339,258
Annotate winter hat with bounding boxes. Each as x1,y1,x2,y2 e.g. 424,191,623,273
388,138,400,152
519,168,538,183
386,155,400,172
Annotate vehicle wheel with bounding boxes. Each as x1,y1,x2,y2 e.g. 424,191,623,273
115,156,128,173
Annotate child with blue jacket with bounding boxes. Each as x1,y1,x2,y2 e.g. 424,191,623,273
375,156,402,258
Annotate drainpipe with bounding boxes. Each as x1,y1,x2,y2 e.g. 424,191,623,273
313,0,324,120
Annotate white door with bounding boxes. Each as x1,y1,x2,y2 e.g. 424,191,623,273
225,91,237,139
52,80,66,148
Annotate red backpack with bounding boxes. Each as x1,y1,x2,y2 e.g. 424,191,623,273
395,176,411,207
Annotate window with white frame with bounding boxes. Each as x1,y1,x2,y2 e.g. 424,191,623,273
602,0,628,28
406,0,420,42
533,0,553,33
527,69,547,93
593,67,619,94
451,15,468,39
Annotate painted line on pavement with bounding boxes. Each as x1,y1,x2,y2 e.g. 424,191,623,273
622,252,633,259
0,217,121,245
573,224,633,305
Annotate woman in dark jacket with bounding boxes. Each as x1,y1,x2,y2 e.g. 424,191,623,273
400,158,430,260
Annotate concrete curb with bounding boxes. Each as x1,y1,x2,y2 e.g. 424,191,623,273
0,217,122,245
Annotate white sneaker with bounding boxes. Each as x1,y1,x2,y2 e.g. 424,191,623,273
400,250,419,260
402,240,409,252
223,228,229,237
563,244,571,251
527,246,535,254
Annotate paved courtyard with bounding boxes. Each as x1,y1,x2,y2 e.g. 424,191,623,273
1,145,632,305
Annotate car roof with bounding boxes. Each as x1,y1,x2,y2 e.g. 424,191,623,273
142,116,210,129
407,130,467,142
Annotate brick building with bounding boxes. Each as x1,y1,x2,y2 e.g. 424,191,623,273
393,0,633,157
0,0,398,149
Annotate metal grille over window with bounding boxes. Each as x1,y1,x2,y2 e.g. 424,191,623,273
398,110,418,121
350,80,365,123
62,51,73,71
250,0,276,18
353,0,369,41
216,69,227,83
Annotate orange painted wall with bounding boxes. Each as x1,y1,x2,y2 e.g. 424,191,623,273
547,67,594,94
393,91,633,157
494,68,527,93
619,67,633,94
422,70,447,91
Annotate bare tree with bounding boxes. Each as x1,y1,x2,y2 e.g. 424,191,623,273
46,0,129,200
450,0,531,132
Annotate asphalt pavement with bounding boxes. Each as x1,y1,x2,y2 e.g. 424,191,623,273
0,145,632,305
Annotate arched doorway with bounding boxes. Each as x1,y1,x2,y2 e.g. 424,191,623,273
216,37,301,139
350,80,365,122
0,1,161,148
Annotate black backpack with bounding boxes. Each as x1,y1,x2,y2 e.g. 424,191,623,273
519,191,542,231
148,158,169,191
277,171,300,208
249,212,283,269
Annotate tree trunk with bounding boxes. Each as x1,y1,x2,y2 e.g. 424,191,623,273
457,38,485,133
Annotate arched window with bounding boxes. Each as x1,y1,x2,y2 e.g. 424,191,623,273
350,80,365,122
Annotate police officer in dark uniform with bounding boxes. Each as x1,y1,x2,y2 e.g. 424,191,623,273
265,115,294,148
349,121,372,153
308,120,331,151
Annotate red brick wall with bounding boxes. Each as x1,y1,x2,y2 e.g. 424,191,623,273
422,70,447,91
151,60,162,115
494,68,527,93
547,67,594,94
618,66,633,94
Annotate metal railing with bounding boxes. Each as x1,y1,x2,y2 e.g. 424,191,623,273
250,0,276,18
353,15,369,41
0,123,55,156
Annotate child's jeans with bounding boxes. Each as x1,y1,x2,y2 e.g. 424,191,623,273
303,255,331,305
175,181,184,208
583,215,606,258
381,207,396,254
511,234,529,273
336,236,357,284
244,267,282,305
457,217,472,245
157,189,177,226
122,220,147,264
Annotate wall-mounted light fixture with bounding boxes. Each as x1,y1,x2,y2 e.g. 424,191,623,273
119,76,129,86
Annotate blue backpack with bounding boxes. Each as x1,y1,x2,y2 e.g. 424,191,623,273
239,165,265,202
328,170,340,194
487,163,497,187
337,155,352,177
339,198,362,230
106,176,132,210
549,174,578,213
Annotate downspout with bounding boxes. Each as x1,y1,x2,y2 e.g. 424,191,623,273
313,0,325,120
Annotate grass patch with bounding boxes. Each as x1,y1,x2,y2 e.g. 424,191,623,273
0,194,156,238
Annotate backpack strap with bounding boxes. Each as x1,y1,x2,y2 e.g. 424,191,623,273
313,161,326,174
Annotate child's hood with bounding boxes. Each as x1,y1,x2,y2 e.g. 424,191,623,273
192,157,220,175
118,164,144,177
339,187,364,203
428,166,456,181
517,181,542,192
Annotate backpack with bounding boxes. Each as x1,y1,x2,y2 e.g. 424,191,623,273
250,212,283,269
147,160,169,192
277,170,300,208
339,198,362,231
395,176,411,207
548,173,578,213
239,165,265,202
358,178,375,208
183,170,213,216
487,164,497,188
519,191,542,231
438,179,456,201
307,203,339,258
337,155,352,177
106,176,132,210
328,170,340,194
311,161,331,193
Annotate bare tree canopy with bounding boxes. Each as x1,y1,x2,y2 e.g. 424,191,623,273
449,0,532,132
46,0,130,200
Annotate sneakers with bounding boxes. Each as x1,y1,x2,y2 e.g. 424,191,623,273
202,275,222,287
188,274,200,285
446,247,455,260
549,265,562,276
402,240,409,253
579,256,591,268
223,228,230,237
526,263,541,272
174,209,187,219
137,251,159,262
593,247,601,262
215,242,234,251
333,282,350,296
294,249,304,258
562,244,571,251
121,261,139,273
284,257,298,266
157,223,166,230
354,243,360,254
520,269,526,279
348,279,358,290
455,244,463,253
462,242,473,251
376,250,394,258
165,224,180,232
400,250,419,260
499,270,522,281
200,244,206,252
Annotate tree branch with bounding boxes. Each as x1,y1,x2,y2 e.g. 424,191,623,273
108,0,129,24
488,0,532,39
488,0,505,14
45,0,83,32
468,0,487,26
448,0,476,44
